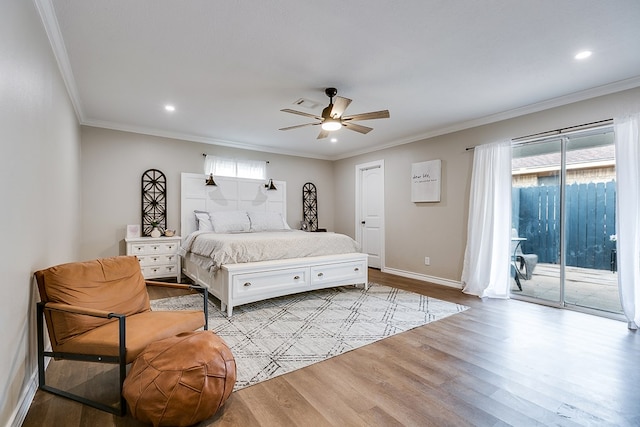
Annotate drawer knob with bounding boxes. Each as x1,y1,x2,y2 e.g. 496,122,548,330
294,275,300,280
243,282,252,287
354,267,359,272
317,272,324,277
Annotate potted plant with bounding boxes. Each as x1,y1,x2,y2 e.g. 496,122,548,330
150,221,162,238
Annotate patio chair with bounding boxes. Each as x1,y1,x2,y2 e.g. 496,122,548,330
34,255,209,415
511,228,538,281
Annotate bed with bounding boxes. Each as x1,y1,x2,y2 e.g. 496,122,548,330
180,173,368,316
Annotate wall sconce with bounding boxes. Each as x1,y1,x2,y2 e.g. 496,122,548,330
264,178,277,191
205,173,217,186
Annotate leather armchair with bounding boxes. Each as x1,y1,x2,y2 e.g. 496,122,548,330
34,255,208,415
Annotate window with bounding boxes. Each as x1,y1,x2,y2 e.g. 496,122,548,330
204,155,266,180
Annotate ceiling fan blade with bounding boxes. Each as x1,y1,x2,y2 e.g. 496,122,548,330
343,122,373,134
281,109,322,120
330,96,352,119
317,128,330,139
342,110,390,122
279,122,319,131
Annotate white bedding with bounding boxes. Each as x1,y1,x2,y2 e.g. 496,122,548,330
179,230,361,272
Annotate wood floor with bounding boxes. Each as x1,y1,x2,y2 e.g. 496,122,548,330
23,269,640,426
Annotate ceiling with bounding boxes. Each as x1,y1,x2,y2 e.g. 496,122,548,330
41,0,640,160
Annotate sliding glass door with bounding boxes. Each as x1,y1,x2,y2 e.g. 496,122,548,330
563,130,620,313
511,127,622,315
512,139,562,304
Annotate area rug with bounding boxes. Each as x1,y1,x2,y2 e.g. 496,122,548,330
150,282,468,391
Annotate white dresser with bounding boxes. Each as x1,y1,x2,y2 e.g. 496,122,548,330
125,236,181,281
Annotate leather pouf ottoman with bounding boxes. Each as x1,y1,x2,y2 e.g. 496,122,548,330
123,330,236,426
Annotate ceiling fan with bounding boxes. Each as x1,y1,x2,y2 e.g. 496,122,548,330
279,88,390,139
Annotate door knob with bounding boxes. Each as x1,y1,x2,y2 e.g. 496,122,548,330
361,221,366,224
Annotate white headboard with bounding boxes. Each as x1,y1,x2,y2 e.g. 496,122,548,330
180,173,287,237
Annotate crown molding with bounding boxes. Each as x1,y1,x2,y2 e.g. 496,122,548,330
83,73,640,162
331,76,640,161
81,119,334,161
34,0,84,122
35,0,640,162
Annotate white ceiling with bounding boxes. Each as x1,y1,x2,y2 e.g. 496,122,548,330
41,0,640,160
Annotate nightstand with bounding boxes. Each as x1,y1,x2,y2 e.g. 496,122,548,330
125,236,181,281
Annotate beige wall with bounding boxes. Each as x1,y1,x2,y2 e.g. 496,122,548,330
80,127,335,258
0,1,81,425
333,87,640,286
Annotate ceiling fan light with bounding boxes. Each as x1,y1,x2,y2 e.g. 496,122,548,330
321,119,342,131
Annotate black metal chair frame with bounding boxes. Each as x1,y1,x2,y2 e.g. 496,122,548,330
511,239,526,291
36,284,208,416
511,255,524,291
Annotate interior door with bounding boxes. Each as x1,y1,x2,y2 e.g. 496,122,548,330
357,161,384,269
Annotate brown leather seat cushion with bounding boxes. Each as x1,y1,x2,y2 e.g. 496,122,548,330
123,331,236,426
55,310,205,363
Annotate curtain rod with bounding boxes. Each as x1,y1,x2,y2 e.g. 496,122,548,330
202,153,269,163
511,118,613,142
465,118,613,151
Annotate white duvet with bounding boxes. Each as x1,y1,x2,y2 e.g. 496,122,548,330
179,230,361,272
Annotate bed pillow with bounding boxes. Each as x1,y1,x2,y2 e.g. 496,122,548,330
209,210,251,233
247,211,290,231
194,210,213,232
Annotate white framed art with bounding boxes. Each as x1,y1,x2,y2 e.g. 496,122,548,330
411,159,441,202
126,224,141,238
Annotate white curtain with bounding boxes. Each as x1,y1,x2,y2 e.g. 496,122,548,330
237,159,266,180
614,113,640,330
204,155,234,176
204,155,266,180
461,140,512,298
204,155,215,175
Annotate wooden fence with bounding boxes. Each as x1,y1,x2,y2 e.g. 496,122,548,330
513,181,616,270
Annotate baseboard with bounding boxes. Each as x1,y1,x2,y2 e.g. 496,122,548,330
8,369,39,427
8,344,51,427
381,267,463,289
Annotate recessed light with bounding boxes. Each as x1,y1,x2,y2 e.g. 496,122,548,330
574,50,592,60
164,104,176,112
330,138,337,143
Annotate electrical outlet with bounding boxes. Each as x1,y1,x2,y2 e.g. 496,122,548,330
424,257,430,266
